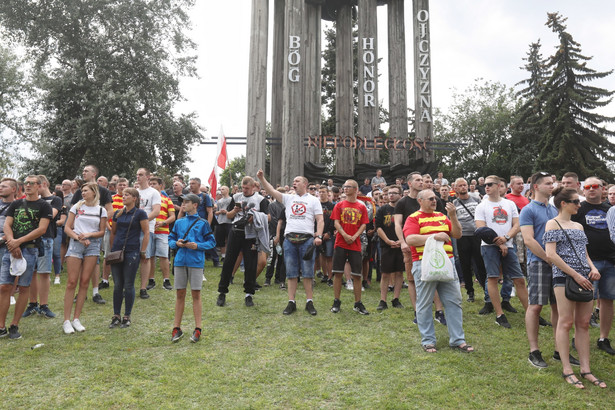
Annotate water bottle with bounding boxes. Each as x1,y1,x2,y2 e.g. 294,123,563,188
276,243,283,255
31,343,44,350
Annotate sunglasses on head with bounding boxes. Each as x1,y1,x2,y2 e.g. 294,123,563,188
583,184,602,190
564,199,581,205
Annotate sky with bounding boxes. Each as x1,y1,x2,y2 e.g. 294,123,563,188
178,0,615,181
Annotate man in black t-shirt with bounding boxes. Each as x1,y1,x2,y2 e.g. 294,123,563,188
22,176,62,319
318,186,335,285
573,176,615,355
0,175,52,340
71,165,113,304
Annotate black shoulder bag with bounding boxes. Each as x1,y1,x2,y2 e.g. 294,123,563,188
105,207,136,265
553,219,593,302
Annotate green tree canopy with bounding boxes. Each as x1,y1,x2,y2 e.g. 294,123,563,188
0,0,202,183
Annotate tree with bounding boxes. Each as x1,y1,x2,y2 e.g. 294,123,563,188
433,80,521,179
0,0,202,183
535,13,615,179
220,156,246,189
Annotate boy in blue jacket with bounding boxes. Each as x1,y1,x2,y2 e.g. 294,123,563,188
169,194,216,342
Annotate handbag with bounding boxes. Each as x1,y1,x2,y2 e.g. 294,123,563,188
553,220,594,302
421,235,455,282
105,208,137,266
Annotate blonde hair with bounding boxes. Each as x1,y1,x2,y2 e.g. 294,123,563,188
76,182,100,210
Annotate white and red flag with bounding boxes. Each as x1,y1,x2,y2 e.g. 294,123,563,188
208,125,228,196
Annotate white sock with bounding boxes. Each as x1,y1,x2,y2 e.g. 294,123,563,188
289,300,296,304
102,279,108,284
92,287,99,296
306,299,312,303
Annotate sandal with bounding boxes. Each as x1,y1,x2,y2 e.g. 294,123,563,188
562,373,585,389
451,343,474,353
581,372,607,388
422,344,437,353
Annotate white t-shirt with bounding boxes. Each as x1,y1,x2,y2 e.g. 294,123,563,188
475,198,518,247
282,193,323,235
70,204,107,235
138,187,162,232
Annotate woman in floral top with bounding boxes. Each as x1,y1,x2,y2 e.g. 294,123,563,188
544,187,604,389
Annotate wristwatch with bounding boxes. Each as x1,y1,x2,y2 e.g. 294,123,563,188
316,235,323,240
504,234,511,241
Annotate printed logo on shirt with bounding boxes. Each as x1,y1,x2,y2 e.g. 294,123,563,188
291,202,307,216
491,206,509,225
585,209,608,230
383,214,392,227
341,207,362,224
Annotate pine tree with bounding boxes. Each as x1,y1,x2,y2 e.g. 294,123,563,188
535,13,615,179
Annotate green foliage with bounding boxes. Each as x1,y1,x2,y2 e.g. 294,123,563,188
0,0,202,183
220,155,246,188
534,12,615,179
433,80,520,179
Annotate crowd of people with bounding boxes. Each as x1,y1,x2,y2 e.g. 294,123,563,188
0,166,613,388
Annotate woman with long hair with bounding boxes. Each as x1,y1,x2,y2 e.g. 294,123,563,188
62,182,107,334
108,188,149,329
544,187,605,389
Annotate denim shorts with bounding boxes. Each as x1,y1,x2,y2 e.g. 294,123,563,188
593,260,615,300
66,237,102,259
140,232,156,259
153,233,169,258
36,237,54,273
283,236,315,279
0,247,39,286
317,238,334,258
481,245,524,279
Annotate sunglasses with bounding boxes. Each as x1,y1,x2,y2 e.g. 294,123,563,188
423,197,437,201
484,182,498,187
564,199,581,205
583,184,602,190
309,187,316,190
24,181,39,186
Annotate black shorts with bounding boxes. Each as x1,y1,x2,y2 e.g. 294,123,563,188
380,246,404,273
215,223,231,247
332,247,362,276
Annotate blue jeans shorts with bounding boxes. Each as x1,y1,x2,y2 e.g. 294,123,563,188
283,236,315,279
481,245,524,279
36,237,54,273
593,260,615,300
66,237,102,259
0,247,39,286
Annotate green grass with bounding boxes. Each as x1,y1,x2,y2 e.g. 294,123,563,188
1,264,614,409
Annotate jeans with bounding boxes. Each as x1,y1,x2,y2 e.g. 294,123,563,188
283,236,315,279
481,245,520,303
218,230,257,295
0,246,39,286
111,250,140,316
53,228,63,275
412,258,466,347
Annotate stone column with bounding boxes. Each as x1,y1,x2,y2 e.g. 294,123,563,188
357,0,379,165
303,2,322,165
413,0,433,162
246,0,269,177
281,0,304,185
335,3,354,175
387,0,408,165
270,0,285,185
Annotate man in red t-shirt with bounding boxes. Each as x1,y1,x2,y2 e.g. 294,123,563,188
330,180,369,315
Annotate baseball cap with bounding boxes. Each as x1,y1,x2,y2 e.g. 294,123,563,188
181,193,201,204
474,227,499,244
10,255,27,277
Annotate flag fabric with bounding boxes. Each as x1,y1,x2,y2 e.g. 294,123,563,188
209,125,228,196
208,168,217,198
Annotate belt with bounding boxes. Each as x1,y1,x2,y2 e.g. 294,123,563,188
23,244,37,248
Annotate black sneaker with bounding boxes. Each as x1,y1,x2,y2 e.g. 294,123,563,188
528,350,548,368
0,327,7,338
553,351,580,366
120,317,131,328
254,283,262,290
362,280,369,290
597,338,615,355
109,316,121,328
93,293,106,304
320,276,328,283
163,280,173,291
402,281,408,289
305,300,317,316
479,302,494,315
216,293,226,307
495,314,511,328
590,312,600,328
139,289,149,300
171,327,183,342
98,281,110,289
213,261,221,268
279,282,286,290
316,271,323,278
190,328,201,343
264,279,271,287
245,295,254,307
38,304,56,318
146,279,156,290
538,316,552,327
377,300,388,311
353,301,370,315
327,279,333,287
501,301,518,313
8,325,21,339
467,292,475,303
283,301,297,315
388,285,394,292
391,298,404,308
435,310,447,326
331,298,341,313
22,302,39,318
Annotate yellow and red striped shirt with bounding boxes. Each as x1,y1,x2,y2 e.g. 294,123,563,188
109,193,124,226
154,195,175,234
403,210,453,261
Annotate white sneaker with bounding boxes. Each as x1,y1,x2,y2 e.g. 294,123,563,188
71,318,86,332
54,276,60,285
63,320,75,334
346,281,354,291
10,296,16,305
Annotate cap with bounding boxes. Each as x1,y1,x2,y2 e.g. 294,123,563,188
474,227,499,245
10,255,27,277
181,193,201,204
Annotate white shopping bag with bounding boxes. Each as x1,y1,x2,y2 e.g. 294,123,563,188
421,236,455,282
